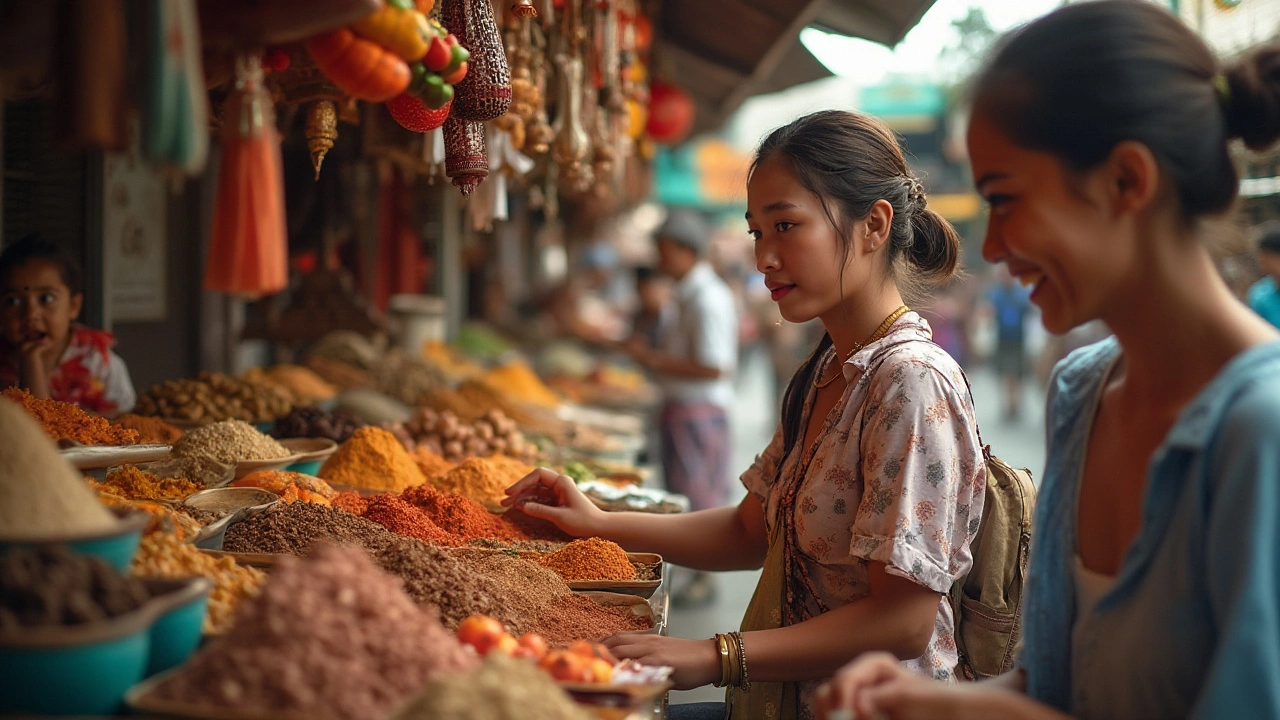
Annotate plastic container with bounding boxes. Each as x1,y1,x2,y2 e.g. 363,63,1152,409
388,294,446,355
0,576,211,716
0,509,151,572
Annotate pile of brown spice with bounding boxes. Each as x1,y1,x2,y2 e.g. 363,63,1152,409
370,536,523,632
530,594,653,644
319,427,426,492
223,502,398,556
148,544,477,720
453,552,571,618
537,537,636,582
112,413,184,444
100,465,202,501
427,455,535,509
3,388,139,445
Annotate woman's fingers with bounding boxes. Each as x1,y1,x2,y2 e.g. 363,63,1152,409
502,467,565,506
819,653,905,718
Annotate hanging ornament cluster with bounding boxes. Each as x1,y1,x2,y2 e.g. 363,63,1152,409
443,0,513,121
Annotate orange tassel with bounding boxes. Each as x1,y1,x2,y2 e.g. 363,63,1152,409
205,53,288,297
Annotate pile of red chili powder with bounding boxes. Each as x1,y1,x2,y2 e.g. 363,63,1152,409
149,544,477,720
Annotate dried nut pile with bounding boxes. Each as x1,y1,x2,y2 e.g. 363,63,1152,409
271,405,367,443
369,349,448,407
242,364,338,403
172,420,292,464
135,372,295,424
403,408,536,463
0,546,152,629
131,531,265,634
305,356,370,390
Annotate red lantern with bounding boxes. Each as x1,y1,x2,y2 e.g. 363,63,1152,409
646,80,694,144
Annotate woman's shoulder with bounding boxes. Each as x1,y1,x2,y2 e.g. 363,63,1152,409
867,338,968,399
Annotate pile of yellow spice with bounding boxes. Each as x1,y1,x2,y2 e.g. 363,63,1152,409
318,427,426,492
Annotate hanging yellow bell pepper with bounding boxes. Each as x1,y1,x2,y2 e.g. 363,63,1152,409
350,0,433,62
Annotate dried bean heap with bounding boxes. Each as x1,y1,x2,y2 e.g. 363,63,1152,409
150,544,477,720
271,405,367,443
173,420,291,464
0,546,151,630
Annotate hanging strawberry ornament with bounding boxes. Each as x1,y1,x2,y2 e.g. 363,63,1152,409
387,93,453,132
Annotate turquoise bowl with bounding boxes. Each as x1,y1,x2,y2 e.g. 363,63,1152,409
255,420,275,434
286,458,323,475
144,577,213,675
0,576,211,715
0,509,150,572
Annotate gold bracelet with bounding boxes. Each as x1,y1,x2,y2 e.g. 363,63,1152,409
715,634,731,688
730,632,743,687
733,631,751,690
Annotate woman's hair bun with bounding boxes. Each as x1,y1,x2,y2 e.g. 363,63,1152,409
1224,45,1280,152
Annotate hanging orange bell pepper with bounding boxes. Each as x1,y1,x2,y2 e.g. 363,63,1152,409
306,28,411,102
350,0,432,62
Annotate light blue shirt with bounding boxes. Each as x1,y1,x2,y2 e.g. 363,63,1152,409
1021,338,1280,719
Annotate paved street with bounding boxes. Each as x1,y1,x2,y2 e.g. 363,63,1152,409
664,345,1047,705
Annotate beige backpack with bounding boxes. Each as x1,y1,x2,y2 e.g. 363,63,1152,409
949,443,1037,680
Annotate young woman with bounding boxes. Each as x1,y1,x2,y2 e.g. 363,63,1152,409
505,110,986,720
817,3,1280,719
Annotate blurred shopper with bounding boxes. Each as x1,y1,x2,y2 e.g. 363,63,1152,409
506,111,983,720
819,4,1280,719
627,265,671,348
1247,220,1280,328
987,266,1033,420
633,208,739,606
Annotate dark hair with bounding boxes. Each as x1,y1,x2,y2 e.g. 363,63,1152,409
972,0,1280,220
750,109,963,450
0,232,83,295
634,266,659,284
1257,221,1280,255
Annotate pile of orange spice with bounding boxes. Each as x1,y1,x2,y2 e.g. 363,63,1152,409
113,414,184,444
318,427,426,492
3,388,139,445
537,538,636,582
100,465,202,501
428,455,535,509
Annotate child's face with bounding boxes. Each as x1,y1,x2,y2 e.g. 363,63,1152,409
1,260,82,352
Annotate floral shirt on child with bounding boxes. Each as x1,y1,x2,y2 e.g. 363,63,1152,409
741,314,986,718
0,325,136,415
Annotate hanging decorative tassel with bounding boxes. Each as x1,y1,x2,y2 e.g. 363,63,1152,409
143,0,209,174
444,0,512,121
444,116,489,196
204,53,288,297
305,100,339,180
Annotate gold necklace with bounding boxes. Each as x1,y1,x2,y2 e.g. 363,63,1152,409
813,305,910,389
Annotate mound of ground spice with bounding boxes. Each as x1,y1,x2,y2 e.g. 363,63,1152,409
332,490,368,515
537,537,636,582
428,456,535,509
319,427,426,492
454,552,570,618
370,535,523,632
3,388,139,446
530,594,653,645
132,531,265,634
101,465,201,501
392,654,595,720
412,446,455,478
401,483,528,543
149,544,477,720
223,502,397,556
361,495,461,546
112,413,184,444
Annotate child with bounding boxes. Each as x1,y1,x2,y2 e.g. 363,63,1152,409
1247,220,1280,328
506,110,984,720
0,233,136,415
818,3,1280,719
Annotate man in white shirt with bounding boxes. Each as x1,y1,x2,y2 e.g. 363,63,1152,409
628,208,738,605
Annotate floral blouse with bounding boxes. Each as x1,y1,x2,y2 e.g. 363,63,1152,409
741,313,985,717
0,325,136,415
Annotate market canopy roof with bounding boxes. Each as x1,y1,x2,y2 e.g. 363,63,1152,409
654,0,936,136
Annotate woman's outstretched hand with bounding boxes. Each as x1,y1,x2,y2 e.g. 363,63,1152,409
502,467,607,538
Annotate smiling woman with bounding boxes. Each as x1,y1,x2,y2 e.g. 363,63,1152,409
818,3,1280,720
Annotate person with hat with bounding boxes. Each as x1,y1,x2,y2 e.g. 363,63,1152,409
628,207,740,606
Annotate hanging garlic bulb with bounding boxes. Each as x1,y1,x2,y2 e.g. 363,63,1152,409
552,52,592,192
